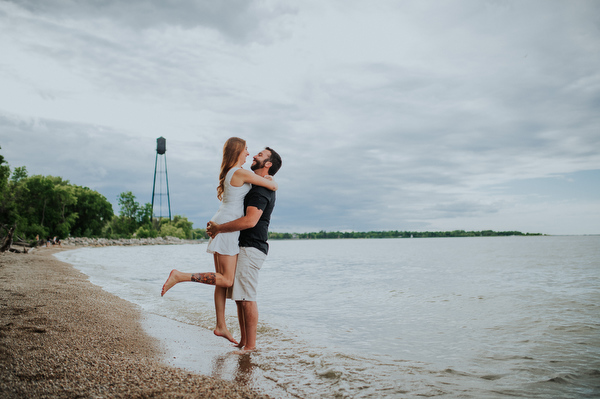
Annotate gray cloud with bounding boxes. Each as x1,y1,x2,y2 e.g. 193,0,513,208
6,0,296,42
1,0,599,234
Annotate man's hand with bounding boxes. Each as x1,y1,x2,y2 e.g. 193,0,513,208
206,221,220,238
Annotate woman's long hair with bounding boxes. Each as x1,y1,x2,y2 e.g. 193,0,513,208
217,137,246,200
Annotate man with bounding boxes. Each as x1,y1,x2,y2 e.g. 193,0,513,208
206,147,281,352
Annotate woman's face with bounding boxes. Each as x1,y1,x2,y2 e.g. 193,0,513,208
238,145,250,165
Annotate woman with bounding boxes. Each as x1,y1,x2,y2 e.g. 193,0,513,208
161,137,277,344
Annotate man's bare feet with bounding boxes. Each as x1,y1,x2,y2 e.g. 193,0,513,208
161,269,184,296
214,327,239,345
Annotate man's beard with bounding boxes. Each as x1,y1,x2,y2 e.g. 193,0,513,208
251,159,266,171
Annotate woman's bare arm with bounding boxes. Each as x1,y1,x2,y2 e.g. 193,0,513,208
232,168,278,191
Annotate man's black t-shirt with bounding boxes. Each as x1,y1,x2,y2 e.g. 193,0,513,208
239,185,276,255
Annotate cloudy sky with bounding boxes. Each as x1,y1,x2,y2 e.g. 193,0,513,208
1,0,599,235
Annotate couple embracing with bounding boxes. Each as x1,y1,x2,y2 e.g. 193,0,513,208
161,137,282,352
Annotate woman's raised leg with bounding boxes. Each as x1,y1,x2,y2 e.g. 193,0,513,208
161,269,194,296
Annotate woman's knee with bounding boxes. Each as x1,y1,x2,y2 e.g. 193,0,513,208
216,271,235,288
224,274,236,287
216,255,237,287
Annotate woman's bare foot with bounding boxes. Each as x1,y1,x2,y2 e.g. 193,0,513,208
161,269,184,296
214,327,239,345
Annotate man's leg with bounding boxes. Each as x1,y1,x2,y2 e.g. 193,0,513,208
240,301,258,351
230,247,265,351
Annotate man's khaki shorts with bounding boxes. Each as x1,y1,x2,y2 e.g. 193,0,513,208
227,246,266,301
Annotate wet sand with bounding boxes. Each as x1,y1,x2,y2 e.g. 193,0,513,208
0,247,270,398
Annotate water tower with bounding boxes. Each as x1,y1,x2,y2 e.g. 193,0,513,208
151,136,171,220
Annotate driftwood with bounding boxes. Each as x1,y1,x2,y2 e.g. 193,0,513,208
8,247,27,254
0,225,15,253
12,236,39,248
0,224,61,253
0,224,38,254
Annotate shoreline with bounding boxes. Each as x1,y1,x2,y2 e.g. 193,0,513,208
0,247,270,398
61,236,205,247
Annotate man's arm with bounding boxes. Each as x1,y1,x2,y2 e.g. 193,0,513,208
207,206,263,236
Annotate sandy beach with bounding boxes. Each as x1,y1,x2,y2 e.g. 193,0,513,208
0,247,270,398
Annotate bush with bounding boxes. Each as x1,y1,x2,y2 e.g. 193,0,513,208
159,224,186,239
136,225,158,239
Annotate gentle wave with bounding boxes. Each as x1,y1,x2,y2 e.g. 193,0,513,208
57,236,600,398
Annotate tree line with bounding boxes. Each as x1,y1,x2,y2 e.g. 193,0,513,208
0,148,207,242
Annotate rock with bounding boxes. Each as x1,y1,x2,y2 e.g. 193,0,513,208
62,237,204,247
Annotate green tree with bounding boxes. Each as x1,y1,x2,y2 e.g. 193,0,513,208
10,166,28,184
106,193,161,238
113,191,140,236
191,228,208,239
159,224,186,239
135,224,158,238
137,202,153,226
118,191,138,218
0,147,15,227
13,175,77,238
156,215,194,239
134,202,157,238
172,215,194,239
68,186,114,237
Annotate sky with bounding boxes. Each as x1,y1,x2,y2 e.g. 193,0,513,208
1,0,599,235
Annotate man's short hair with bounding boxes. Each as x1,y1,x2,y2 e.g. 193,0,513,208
265,147,282,176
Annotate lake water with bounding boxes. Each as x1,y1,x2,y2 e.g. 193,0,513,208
56,236,600,398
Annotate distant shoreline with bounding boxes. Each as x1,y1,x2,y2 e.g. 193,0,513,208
269,230,545,240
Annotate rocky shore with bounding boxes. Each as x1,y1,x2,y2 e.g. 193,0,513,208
62,236,205,247
0,248,269,398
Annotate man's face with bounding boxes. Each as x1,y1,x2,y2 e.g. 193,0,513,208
251,150,272,171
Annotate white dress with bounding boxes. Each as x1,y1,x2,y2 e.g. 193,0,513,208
206,167,251,256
